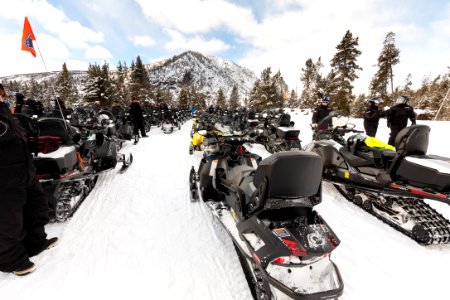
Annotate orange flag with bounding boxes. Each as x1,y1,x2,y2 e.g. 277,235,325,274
21,16,36,57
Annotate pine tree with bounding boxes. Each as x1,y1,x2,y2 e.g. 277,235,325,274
228,85,239,110
115,61,129,105
287,89,298,108
248,67,284,110
101,62,117,107
370,32,400,104
56,62,78,107
299,57,323,109
216,88,226,109
178,86,189,109
350,94,367,117
330,30,362,114
83,62,116,107
129,55,150,100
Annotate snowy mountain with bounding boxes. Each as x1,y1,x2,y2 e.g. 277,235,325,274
0,51,257,103
148,51,257,101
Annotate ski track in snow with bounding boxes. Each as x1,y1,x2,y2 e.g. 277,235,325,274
0,123,251,300
1,112,450,300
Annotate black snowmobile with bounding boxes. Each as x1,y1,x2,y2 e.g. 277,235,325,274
15,114,133,222
260,112,301,153
190,133,344,300
304,112,450,245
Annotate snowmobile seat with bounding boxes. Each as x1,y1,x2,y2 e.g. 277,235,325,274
227,165,255,187
396,155,450,192
339,148,372,167
38,118,74,145
253,151,323,200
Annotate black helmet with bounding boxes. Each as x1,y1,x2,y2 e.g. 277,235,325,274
367,97,384,105
395,95,409,105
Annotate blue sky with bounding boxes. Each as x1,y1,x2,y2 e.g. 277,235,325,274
1,0,450,95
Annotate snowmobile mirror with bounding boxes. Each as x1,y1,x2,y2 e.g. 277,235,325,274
346,123,356,130
290,121,295,127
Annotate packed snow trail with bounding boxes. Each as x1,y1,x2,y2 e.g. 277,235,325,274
1,114,450,300
0,123,252,300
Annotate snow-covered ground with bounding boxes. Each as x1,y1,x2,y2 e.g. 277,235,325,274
1,112,449,300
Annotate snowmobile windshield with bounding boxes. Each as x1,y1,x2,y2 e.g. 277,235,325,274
331,115,349,128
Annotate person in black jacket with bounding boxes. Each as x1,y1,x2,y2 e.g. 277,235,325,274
312,96,332,130
14,92,25,114
0,84,58,276
129,98,147,138
363,97,384,137
385,95,416,146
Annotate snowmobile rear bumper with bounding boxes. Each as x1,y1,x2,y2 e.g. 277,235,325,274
261,261,344,300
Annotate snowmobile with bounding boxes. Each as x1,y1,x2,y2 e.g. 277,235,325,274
265,113,301,153
304,112,450,245
189,133,344,300
15,115,133,222
162,118,174,134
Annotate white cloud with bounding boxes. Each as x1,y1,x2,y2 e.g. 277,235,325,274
129,35,156,48
85,45,113,59
232,0,450,95
135,0,257,34
0,0,110,77
0,0,104,49
164,29,229,54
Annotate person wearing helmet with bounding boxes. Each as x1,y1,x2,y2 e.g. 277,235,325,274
363,97,384,137
312,96,332,130
14,92,25,114
385,95,416,146
0,83,58,276
129,98,148,138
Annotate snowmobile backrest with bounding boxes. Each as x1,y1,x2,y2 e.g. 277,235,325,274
253,151,323,199
279,113,291,127
38,118,74,145
395,125,430,155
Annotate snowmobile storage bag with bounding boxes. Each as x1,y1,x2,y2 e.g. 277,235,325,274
396,155,450,192
34,145,78,177
253,151,323,200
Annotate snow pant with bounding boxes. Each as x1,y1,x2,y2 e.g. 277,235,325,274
388,125,405,147
133,119,146,137
0,177,49,272
364,121,379,137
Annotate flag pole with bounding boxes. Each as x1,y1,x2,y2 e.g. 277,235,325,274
34,40,49,74
32,33,68,130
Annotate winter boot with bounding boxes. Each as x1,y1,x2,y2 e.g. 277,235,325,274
12,261,36,276
28,237,59,257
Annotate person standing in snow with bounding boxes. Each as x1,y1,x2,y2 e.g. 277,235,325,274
0,83,58,276
363,97,384,137
311,96,332,130
385,95,416,146
129,97,147,138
